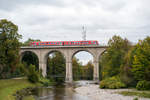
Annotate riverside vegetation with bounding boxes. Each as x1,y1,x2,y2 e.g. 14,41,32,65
99,35,150,98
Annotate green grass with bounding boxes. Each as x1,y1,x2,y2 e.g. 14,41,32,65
0,78,41,100
118,91,150,98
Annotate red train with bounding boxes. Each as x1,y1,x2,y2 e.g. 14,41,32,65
30,40,99,46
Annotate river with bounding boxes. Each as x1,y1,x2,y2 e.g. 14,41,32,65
27,81,95,100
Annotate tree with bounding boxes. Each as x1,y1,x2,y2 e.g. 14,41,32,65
131,37,150,81
47,52,66,83
83,61,93,80
72,57,82,80
22,38,40,46
0,19,22,78
73,57,94,80
100,35,131,79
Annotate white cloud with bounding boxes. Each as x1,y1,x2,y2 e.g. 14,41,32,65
0,0,150,44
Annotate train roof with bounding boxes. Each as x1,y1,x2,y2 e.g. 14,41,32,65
32,40,98,43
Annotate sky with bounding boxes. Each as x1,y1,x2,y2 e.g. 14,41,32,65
0,0,150,64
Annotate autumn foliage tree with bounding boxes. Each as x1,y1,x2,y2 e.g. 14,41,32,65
100,35,131,78
131,37,150,81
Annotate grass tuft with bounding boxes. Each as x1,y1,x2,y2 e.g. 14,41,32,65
118,91,150,98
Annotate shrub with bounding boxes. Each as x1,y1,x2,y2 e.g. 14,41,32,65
133,97,138,100
39,77,54,86
136,80,150,90
100,76,126,89
27,64,39,83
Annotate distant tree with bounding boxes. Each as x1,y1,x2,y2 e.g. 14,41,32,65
73,57,94,80
72,57,82,80
47,52,66,83
22,38,40,46
0,19,22,78
83,61,93,80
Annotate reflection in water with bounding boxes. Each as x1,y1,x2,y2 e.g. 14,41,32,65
32,84,93,100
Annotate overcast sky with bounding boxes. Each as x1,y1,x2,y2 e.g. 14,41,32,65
0,0,150,64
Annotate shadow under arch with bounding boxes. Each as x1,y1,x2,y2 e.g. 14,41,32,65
46,50,66,83
72,50,94,81
21,51,39,70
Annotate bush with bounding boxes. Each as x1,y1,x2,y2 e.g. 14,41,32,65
133,97,138,100
136,80,150,90
100,76,126,89
27,64,39,83
39,77,53,86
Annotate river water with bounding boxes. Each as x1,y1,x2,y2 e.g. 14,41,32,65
30,81,94,100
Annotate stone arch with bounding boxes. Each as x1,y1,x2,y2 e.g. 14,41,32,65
44,50,66,61
20,50,39,70
20,50,39,62
45,50,66,82
20,50,39,58
71,49,95,60
72,49,94,80
98,49,107,60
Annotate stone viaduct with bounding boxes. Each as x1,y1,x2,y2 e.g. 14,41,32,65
20,46,107,83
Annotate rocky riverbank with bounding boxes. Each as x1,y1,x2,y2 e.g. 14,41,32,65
75,84,150,100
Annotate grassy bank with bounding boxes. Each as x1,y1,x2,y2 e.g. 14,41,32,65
118,90,150,98
0,78,41,100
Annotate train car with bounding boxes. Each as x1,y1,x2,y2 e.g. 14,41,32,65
30,40,99,46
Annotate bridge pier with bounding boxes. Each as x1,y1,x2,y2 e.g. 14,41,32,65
39,60,47,77
65,61,73,83
93,60,99,82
